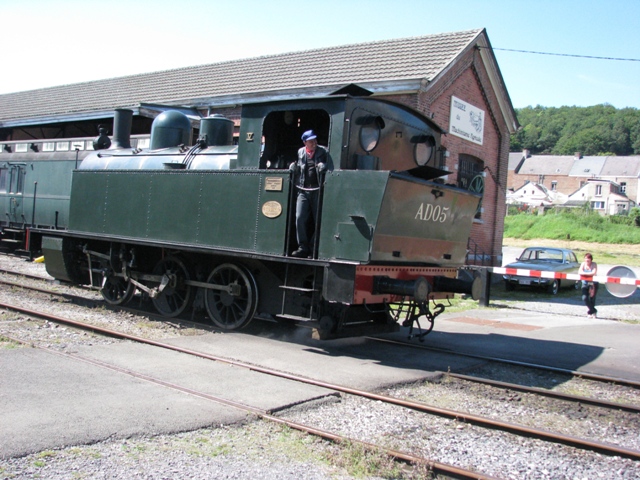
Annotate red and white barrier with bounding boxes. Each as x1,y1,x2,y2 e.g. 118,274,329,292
492,267,640,287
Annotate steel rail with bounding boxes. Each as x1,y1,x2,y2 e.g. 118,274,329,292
3,273,639,403
445,372,640,414
0,276,215,332
2,333,497,480
2,301,640,462
0,267,54,282
367,336,640,389
6,274,637,414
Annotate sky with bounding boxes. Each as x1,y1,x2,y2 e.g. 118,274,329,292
1,0,639,109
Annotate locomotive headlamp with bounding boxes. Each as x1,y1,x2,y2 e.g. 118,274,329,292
414,135,436,166
359,116,385,152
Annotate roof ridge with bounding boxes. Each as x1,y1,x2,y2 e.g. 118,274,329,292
0,29,483,97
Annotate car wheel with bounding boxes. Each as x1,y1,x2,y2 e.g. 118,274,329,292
547,279,559,295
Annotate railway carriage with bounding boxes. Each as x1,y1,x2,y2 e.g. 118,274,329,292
0,144,81,252
32,93,481,339
0,130,150,254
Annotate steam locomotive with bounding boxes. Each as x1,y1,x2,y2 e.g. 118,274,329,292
6,93,481,339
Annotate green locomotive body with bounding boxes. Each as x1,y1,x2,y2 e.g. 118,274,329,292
39,94,481,339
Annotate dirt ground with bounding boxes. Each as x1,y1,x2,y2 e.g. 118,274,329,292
502,238,640,257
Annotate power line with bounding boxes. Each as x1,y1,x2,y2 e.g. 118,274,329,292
490,47,640,62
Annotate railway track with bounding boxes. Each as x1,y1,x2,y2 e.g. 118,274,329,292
3,266,639,397
2,265,640,477
2,293,640,470
1,314,490,480
369,335,640,388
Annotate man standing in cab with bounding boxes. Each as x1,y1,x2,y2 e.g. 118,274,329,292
290,130,332,258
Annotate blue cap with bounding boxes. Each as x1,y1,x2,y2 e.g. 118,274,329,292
301,130,317,142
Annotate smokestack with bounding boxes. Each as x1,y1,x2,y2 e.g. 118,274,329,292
111,109,133,149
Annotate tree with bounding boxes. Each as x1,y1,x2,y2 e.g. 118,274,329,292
511,105,640,155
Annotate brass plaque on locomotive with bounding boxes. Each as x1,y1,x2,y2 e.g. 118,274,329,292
265,177,283,191
262,201,282,218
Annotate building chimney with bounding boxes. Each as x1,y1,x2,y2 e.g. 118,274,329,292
523,149,530,158
574,152,582,159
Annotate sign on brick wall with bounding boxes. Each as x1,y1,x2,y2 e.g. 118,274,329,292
449,96,484,145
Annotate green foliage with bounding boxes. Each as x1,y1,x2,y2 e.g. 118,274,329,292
510,105,640,155
504,209,640,244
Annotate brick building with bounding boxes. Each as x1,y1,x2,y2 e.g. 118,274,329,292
0,29,518,265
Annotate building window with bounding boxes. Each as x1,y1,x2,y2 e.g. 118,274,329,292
551,181,557,191
620,182,627,193
595,185,602,196
458,154,484,219
591,201,605,210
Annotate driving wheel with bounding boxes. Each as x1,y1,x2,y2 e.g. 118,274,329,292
151,256,192,317
205,263,258,330
101,271,135,305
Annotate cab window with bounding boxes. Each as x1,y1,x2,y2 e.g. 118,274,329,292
260,109,330,169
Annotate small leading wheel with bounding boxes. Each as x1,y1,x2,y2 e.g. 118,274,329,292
205,263,258,330
101,271,135,305
152,256,192,317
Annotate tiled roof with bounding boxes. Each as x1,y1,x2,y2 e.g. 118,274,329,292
516,155,576,175
0,29,482,124
568,157,606,177
508,152,525,170
600,156,640,176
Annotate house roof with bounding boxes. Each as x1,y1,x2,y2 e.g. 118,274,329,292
508,152,525,170
515,155,575,175
568,157,606,177
0,29,518,133
600,156,640,177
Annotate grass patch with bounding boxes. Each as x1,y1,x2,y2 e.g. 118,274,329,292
0,335,22,349
504,209,640,267
504,209,640,244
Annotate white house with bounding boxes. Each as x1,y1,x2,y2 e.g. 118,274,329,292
566,179,634,215
506,182,567,207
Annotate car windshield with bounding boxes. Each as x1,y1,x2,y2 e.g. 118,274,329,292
519,249,564,262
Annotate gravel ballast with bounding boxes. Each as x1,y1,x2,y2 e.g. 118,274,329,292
1,255,639,479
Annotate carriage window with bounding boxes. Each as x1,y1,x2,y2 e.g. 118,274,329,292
0,168,7,193
7,166,25,194
260,109,330,169
16,169,24,194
